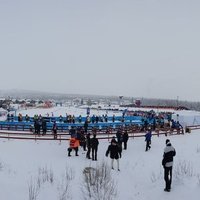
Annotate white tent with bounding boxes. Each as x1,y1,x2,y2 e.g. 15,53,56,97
172,110,200,127
0,107,8,121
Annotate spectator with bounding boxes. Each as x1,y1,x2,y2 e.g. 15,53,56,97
162,139,176,192
123,130,129,150
68,137,80,156
52,122,58,139
84,121,88,133
79,128,86,151
25,114,30,122
106,139,122,171
7,113,10,121
145,128,152,151
78,115,82,123
86,133,91,159
42,119,47,135
69,126,76,138
90,134,99,161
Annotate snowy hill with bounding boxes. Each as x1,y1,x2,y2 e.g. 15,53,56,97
0,106,200,200
0,131,200,200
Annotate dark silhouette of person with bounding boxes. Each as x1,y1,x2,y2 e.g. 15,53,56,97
162,139,176,192
90,134,99,161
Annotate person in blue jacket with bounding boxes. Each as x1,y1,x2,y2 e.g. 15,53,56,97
145,128,152,151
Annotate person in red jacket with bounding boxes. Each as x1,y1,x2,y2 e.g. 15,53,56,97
68,137,80,156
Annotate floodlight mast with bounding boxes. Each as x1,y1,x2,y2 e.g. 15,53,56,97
119,96,123,106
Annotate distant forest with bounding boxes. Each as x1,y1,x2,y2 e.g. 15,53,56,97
137,98,200,111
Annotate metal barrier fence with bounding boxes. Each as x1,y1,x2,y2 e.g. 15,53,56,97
0,125,184,141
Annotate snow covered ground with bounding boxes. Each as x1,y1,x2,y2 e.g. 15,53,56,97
15,105,121,118
0,130,200,200
0,106,200,200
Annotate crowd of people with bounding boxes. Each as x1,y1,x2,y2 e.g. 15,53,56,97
6,110,174,126
6,110,178,192
6,113,118,123
67,124,177,192
66,125,130,171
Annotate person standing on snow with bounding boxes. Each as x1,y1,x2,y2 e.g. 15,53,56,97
86,133,91,159
145,128,152,151
162,139,176,192
42,118,47,135
52,121,58,139
84,120,88,133
122,130,129,150
106,139,122,171
90,134,99,161
68,137,80,156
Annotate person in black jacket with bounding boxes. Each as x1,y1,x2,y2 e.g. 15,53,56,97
106,139,122,171
84,121,88,133
162,139,176,192
52,122,57,139
116,128,123,145
123,130,129,150
69,126,76,138
90,134,99,161
42,119,47,135
86,133,91,159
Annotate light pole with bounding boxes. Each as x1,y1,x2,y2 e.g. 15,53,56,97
119,96,123,106
176,96,179,108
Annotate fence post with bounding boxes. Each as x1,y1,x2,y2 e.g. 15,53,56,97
59,134,61,144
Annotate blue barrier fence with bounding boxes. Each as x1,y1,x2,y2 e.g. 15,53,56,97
0,120,144,132
1,115,163,132
6,115,143,123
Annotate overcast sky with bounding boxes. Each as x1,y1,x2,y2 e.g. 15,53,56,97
0,0,200,101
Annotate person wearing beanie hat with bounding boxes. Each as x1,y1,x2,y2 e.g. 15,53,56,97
162,139,176,192
166,139,170,145
111,136,117,144
106,139,122,171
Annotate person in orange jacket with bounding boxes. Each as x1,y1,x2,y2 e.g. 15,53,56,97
68,137,80,156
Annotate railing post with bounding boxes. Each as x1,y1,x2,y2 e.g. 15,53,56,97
59,134,61,144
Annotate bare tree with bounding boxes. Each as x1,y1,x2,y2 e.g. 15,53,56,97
28,178,39,200
82,162,117,200
58,166,75,200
